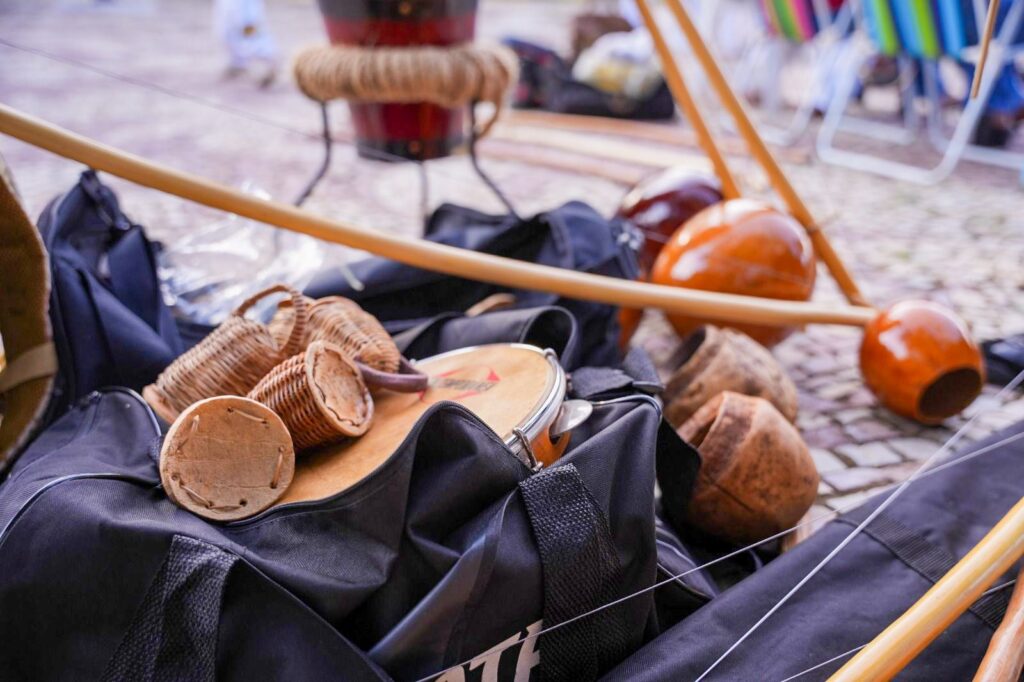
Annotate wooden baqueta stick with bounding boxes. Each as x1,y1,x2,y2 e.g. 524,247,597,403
974,564,1024,682
972,0,1001,99
653,0,869,308
634,0,741,200
0,103,876,329
829,495,1024,681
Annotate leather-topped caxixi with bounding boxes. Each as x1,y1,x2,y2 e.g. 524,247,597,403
144,285,308,423
248,341,373,452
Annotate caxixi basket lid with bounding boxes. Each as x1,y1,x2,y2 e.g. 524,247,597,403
0,153,56,473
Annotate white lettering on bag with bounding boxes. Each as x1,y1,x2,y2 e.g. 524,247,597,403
434,620,543,682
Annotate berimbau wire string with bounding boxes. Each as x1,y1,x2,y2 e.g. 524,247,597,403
692,368,1024,681
5,32,1023,682
0,37,532,203
0,35,827,295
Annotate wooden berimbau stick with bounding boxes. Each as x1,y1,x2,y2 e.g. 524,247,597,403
972,0,1001,99
634,0,740,200
829,496,1024,681
0,103,876,329
974,565,1024,682
649,0,869,308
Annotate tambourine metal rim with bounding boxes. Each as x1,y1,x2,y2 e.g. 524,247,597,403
410,343,566,460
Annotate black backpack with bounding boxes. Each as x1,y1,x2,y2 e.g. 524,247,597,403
37,170,184,423
306,201,641,369
0,306,704,681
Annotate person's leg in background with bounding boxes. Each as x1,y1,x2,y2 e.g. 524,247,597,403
212,0,279,87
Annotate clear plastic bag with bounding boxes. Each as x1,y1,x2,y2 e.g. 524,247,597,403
157,182,359,325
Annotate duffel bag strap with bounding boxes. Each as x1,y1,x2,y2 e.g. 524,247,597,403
838,510,1012,628
570,347,662,400
519,464,633,681
101,535,237,682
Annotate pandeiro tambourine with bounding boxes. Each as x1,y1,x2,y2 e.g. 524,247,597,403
280,343,586,504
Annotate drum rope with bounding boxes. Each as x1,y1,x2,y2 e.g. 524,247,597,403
292,42,519,140
412,370,1024,682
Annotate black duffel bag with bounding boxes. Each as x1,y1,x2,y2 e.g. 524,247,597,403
0,306,700,682
602,421,1024,681
306,201,641,369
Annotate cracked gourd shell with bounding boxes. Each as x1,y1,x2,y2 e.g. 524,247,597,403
677,391,817,545
663,325,798,427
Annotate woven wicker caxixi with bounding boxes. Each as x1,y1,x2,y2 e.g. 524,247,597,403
271,295,400,373
144,285,309,423
248,340,373,452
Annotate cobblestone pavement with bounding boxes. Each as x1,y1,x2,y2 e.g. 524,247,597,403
2,0,1023,526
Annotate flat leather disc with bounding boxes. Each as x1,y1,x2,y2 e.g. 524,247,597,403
159,396,294,522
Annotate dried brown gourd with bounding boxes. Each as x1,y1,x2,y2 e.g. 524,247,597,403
676,391,818,545
663,325,798,427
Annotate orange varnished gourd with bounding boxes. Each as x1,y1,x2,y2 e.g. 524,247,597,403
860,301,984,424
650,198,816,347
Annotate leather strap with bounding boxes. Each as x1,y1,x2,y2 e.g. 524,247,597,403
0,343,57,394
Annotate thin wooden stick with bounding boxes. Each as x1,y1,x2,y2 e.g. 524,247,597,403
974,566,1024,682
972,0,1001,99
662,0,870,308
635,0,741,200
479,138,648,186
0,104,877,328
829,496,1024,681
489,125,713,174
501,109,812,164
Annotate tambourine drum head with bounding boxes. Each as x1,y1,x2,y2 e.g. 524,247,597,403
282,344,561,503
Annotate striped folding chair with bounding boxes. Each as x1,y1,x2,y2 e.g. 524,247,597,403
817,0,1024,184
728,0,855,145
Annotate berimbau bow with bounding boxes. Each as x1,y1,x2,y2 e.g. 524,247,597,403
829,496,1024,680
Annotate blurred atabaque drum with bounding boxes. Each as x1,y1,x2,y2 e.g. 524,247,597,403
317,0,478,161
